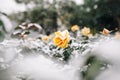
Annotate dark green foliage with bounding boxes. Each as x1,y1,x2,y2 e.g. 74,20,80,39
0,31,5,42
0,20,5,42
30,8,58,34
81,0,120,31
0,20,3,26
63,47,73,61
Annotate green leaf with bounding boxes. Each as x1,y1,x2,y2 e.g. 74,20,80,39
0,20,4,26
0,31,5,42
82,56,107,80
63,47,73,61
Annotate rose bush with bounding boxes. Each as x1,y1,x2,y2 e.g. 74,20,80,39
0,23,119,80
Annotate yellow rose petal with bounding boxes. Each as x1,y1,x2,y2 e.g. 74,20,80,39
71,25,79,32
102,28,110,35
115,32,120,39
42,36,49,42
53,30,70,48
81,27,91,36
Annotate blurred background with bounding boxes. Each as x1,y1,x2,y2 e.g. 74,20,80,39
0,1,120,80
0,0,120,35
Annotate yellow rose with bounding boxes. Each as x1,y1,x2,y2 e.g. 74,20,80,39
71,25,79,32
53,30,70,48
102,28,110,35
115,32,120,39
81,27,91,36
42,36,49,42
87,33,93,38
48,34,54,40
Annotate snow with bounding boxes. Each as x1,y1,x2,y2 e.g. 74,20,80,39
0,15,13,33
0,0,26,14
0,39,80,80
91,39,120,80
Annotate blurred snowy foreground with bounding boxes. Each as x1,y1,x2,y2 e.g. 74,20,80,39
0,38,120,80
